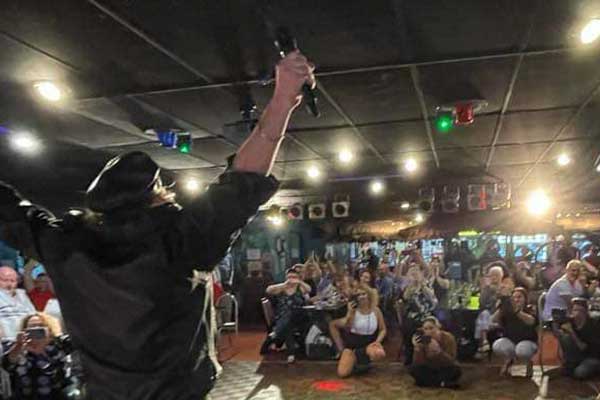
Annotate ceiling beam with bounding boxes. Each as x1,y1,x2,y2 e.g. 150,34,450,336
410,66,440,168
516,78,600,188
317,85,387,163
77,47,576,100
485,0,540,170
0,30,81,74
86,0,212,82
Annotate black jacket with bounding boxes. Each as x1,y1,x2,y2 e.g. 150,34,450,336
0,169,278,400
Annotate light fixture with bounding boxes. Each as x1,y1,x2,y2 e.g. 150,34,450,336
184,178,201,193
306,166,321,179
596,163,600,173
269,215,284,227
401,201,410,210
338,149,354,164
415,213,424,223
557,153,571,167
581,19,600,44
34,81,62,102
526,189,551,216
404,158,418,173
370,180,384,195
10,132,41,154
435,112,454,133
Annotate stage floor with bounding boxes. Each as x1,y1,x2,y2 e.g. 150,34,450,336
212,330,600,400
211,361,599,400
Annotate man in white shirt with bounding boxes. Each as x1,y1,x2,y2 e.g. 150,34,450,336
0,266,35,338
543,260,584,321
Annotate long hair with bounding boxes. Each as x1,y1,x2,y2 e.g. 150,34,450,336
356,283,379,311
20,312,63,338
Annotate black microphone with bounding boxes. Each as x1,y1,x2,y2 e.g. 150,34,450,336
274,27,320,118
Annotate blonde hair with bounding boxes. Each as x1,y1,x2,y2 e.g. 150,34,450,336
20,313,63,338
356,283,379,311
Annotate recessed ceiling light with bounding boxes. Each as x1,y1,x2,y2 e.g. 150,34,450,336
184,178,201,193
370,180,384,195
557,153,571,167
404,158,418,173
338,150,354,164
526,189,551,216
401,201,410,210
306,166,321,179
581,19,600,44
10,132,41,155
34,81,62,102
415,213,424,223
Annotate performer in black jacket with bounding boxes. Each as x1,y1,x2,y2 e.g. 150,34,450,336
0,51,315,400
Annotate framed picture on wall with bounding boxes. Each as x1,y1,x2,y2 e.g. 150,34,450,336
246,248,261,260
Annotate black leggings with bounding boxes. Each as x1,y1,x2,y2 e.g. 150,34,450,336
408,364,462,387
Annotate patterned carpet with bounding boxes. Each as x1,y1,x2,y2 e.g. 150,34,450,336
210,361,600,400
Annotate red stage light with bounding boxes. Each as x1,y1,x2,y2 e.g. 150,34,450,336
312,380,349,392
455,102,474,125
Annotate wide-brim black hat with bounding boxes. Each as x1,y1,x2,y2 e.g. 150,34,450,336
85,151,161,213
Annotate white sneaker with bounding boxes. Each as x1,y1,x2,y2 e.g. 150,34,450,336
287,355,296,364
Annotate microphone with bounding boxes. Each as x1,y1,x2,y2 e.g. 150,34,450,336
274,27,320,118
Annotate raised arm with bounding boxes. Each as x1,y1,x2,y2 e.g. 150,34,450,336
23,258,37,292
233,51,315,175
176,52,315,271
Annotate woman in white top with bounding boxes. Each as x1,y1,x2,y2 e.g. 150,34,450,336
329,284,386,377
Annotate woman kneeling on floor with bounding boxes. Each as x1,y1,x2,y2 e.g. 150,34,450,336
329,284,386,378
491,287,537,377
409,316,462,389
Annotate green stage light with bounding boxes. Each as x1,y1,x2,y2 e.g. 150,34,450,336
435,112,454,133
177,132,192,154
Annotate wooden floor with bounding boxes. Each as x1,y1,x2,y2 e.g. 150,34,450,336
211,328,599,400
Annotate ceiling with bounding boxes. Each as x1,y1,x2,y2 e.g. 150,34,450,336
2,0,600,216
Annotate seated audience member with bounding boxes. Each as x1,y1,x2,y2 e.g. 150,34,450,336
475,265,510,357
409,316,461,389
315,273,352,307
3,313,71,399
513,261,537,292
329,285,386,378
492,287,537,377
0,266,35,338
555,298,600,380
303,260,321,298
23,260,56,311
582,245,600,277
375,260,395,306
401,266,438,364
542,260,584,321
356,268,375,288
317,261,335,294
261,266,311,363
428,256,450,309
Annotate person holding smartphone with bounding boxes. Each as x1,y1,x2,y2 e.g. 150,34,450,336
409,316,461,389
491,287,537,377
3,313,71,399
261,266,311,363
328,285,386,378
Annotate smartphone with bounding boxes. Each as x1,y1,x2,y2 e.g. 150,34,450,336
26,327,48,340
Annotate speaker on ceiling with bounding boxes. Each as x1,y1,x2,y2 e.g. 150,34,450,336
308,203,326,219
441,185,460,213
287,203,304,220
418,188,435,213
467,184,487,211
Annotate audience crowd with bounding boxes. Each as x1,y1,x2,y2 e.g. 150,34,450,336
260,237,600,388
0,253,72,399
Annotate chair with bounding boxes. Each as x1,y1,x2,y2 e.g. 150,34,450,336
216,293,239,347
261,297,275,332
536,291,563,399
